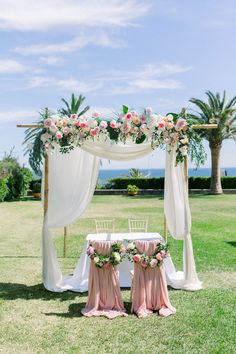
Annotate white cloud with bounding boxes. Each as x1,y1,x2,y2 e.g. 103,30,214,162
26,62,191,94
28,76,103,93
0,59,27,74
14,31,125,55
39,56,62,65
0,0,150,31
0,109,38,123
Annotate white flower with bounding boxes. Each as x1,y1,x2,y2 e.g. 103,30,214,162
114,252,121,262
180,137,189,145
127,242,135,251
179,146,188,156
93,256,99,264
87,119,98,128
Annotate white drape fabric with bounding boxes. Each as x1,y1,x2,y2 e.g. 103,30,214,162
42,141,201,292
164,147,202,290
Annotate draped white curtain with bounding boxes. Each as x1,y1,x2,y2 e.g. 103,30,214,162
42,141,202,292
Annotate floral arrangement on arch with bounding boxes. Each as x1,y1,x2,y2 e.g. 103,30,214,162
86,241,125,268
41,105,206,165
126,240,169,268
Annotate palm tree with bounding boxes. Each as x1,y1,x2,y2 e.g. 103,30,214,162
190,91,236,194
129,168,143,178
60,93,89,116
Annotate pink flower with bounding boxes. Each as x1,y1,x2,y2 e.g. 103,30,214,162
120,122,131,134
103,262,111,269
140,114,147,123
166,122,174,130
70,114,78,119
99,120,108,129
87,246,95,256
90,128,98,136
44,118,52,128
150,259,158,268
141,261,148,268
73,120,80,127
175,118,187,130
157,120,166,130
92,111,100,118
156,253,163,261
133,116,141,124
140,124,147,133
63,127,70,135
126,112,132,120
146,107,153,115
79,121,88,129
56,131,63,139
49,124,58,133
160,250,166,257
110,120,117,129
133,254,141,263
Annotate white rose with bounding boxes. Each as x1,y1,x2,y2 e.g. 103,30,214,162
93,256,99,264
127,242,135,251
180,137,189,145
114,252,121,262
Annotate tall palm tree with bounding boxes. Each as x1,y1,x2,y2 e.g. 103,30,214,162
190,91,236,194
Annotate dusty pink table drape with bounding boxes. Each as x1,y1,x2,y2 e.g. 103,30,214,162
81,241,127,319
131,240,176,318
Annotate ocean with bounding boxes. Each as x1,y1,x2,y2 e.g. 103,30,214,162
98,167,236,185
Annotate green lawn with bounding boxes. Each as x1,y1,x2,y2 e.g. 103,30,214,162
0,195,235,354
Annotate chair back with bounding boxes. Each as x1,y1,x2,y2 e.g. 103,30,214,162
95,219,115,233
128,219,148,232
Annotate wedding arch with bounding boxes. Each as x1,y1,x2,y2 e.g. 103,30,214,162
17,106,217,293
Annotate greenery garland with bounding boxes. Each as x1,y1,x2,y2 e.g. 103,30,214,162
86,241,125,268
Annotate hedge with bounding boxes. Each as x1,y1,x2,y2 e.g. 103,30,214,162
108,176,236,189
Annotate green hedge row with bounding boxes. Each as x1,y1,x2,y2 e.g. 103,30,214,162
108,176,236,189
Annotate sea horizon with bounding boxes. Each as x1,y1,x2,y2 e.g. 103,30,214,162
98,167,236,184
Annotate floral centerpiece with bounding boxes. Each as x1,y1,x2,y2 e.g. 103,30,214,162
126,240,169,268
86,241,125,268
40,105,206,166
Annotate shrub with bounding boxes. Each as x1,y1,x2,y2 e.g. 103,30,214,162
0,178,9,202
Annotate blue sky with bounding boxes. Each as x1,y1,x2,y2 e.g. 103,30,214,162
0,0,235,169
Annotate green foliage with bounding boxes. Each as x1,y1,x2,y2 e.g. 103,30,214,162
0,177,9,201
0,155,23,200
21,167,33,196
127,184,139,192
108,176,236,189
60,93,89,116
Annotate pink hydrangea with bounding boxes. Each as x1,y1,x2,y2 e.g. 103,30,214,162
110,120,117,129
133,254,141,263
56,131,63,139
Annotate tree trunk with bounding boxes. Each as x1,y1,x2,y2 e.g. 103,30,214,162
209,142,222,194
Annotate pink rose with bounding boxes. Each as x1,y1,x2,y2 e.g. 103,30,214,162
92,111,100,118
44,118,52,128
175,118,186,130
160,250,166,257
133,116,140,124
140,124,147,133
70,114,78,120
110,120,117,129
120,121,131,134
146,107,153,115
150,259,158,268
157,120,166,130
56,131,63,139
73,120,80,127
133,254,141,263
63,127,70,135
99,120,108,129
90,128,98,136
103,262,111,269
140,114,147,123
126,112,132,120
79,121,88,129
87,246,95,256
156,253,163,261
49,124,58,133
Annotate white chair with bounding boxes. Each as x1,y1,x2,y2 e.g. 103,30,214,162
95,219,115,234
128,219,148,233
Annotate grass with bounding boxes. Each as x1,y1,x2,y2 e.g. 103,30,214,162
0,195,236,353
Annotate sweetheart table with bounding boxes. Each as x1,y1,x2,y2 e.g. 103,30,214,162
64,232,181,292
